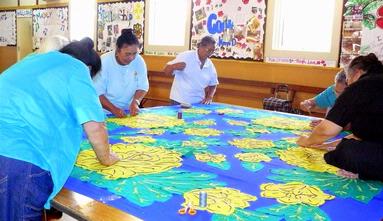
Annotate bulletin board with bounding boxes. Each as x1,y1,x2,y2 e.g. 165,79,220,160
0,10,16,46
97,0,145,53
191,0,266,60
32,7,69,50
340,0,383,67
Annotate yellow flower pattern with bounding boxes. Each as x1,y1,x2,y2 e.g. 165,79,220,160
76,143,182,179
226,119,249,126
120,136,155,143
182,187,257,215
277,147,339,174
107,114,184,128
184,128,222,137
195,153,226,163
182,108,212,114
235,152,272,163
216,108,244,115
229,138,275,149
182,140,207,148
193,119,216,126
138,128,165,135
260,182,335,206
253,116,311,130
246,127,270,134
132,2,144,20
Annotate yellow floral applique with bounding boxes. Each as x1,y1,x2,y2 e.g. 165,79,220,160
193,119,216,126
235,152,272,163
76,143,182,179
195,153,226,163
120,136,155,144
277,147,339,174
182,140,207,148
216,108,244,115
184,128,222,137
138,128,165,135
107,113,184,128
282,137,298,144
246,127,270,134
260,182,335,206
253,116,311,131
182,187,257,215
225,119,250,126
182,108,212,115
229,138,274,149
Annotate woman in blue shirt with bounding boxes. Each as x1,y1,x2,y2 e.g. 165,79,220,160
0,38,119,221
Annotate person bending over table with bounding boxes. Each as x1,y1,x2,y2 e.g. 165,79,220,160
93,29,149,117
297,53,383,181
0,38,119,221
163,36,219,106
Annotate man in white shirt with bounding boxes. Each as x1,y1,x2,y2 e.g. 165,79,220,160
94,29,149,117
163,36,219,105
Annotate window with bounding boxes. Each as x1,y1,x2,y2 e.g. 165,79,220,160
144,0,192,55
69,0,96,41
265,0,343,66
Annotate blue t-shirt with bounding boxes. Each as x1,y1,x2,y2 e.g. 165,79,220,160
93,51,149,112
0,52,105,208
314,84,337,109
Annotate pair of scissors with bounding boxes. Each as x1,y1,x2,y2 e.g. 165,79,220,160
178,203,197,215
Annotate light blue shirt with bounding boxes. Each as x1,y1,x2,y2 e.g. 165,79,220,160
93,51,149,112
0,52,105,208
314,84,337,109
169,50,219,104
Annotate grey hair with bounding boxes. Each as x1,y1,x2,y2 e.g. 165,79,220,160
197,36,216,47
334,69,346,84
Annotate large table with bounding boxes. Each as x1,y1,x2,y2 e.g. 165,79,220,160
54,103,383,221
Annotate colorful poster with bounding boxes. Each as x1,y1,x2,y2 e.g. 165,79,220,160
191,0,266,60
341,0,383,66
97,1,145,53
265,57,334,67
32,7,69,50
0,10,16,46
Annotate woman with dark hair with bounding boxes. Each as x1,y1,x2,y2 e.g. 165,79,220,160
297,53,383,181
0,37,119,221
93,29,149,117
163,35,219,105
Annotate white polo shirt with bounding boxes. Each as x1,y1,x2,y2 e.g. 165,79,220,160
93,51,149,111
169,50,219,104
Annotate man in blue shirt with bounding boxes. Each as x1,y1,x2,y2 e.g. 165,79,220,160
0,38,119,221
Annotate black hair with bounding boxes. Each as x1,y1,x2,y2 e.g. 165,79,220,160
59,37,101,78
116,29,140,49
197,36,216,48
348,53,383,77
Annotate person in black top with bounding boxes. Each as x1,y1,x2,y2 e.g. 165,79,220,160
297,53,383,181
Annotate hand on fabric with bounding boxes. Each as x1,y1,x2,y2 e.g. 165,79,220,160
129,102,140,116
173,62,186,71
105,151,120,166
310,119,322,128
296,135,310,147
300,99,315,112
112,108,126,118
201,96,213,104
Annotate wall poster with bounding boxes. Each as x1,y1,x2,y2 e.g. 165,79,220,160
0,10,16,46
191,0,266,60
97,1,145,53
340,0,383,66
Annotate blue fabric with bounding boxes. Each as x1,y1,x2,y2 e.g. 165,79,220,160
65,104,383,221
314,85,337,109
0,155,53,221
0,51,105,208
